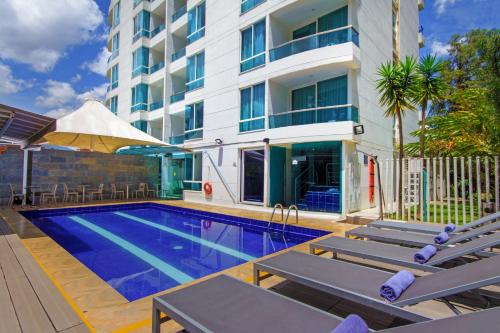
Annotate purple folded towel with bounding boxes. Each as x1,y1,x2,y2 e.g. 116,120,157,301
434,231,449,244
380,270,415,302
414,245,437,264
331,314,368,333
444,224,456,233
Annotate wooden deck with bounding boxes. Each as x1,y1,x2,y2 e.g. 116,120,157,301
0,216,91,333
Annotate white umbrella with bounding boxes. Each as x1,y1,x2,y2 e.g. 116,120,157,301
37,100,170,153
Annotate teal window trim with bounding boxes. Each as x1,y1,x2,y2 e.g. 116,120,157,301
240,19,266,73
131,83,148,113
239,82,265,132
184,152,202,190
109,96,118,114
112,1,120,27
131,120,148,133
186,52,205,92
132,47,149,77
241,0,266,14
110,64,119,90
133,10,151,42
187,2,206,44
111,33,120,53
184,101,203,141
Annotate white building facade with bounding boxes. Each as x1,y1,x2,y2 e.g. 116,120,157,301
105,0,424,216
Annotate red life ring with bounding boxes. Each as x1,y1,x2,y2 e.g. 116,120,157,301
203,182,213,195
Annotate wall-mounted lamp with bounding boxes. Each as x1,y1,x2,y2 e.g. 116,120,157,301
215,138,223,145
353,125,365,135
263,138,270,144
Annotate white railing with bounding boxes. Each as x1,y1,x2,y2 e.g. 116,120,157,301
373,156,499,224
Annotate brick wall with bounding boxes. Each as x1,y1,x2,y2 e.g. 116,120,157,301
0,147,160,205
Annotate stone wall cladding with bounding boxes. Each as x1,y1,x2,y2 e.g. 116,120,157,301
0,147,159,205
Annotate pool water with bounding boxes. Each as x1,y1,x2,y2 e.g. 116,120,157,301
23,203,326,301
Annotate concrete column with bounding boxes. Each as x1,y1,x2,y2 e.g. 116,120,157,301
263,143,270,207
22,149,32,205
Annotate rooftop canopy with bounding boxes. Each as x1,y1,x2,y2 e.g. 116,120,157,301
36,100,172,153
0,104,55,146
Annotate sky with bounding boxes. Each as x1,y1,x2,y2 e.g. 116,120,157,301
0,0,498,118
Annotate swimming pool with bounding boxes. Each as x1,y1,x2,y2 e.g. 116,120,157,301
22,203,327,301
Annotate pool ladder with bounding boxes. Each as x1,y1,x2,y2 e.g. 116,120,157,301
267,204,299,232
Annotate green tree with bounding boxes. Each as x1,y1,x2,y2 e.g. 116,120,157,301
376,56,419,214
414,54,446,158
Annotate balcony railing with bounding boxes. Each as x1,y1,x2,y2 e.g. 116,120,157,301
269,26,359,62
183,181,202,191
240,52,265,73
149,61,165,74
187,28,205,44
170,91,185,103
133,0,151,8
241,0,265,14
186,78,204,92
149,100,164,111
171,48,186,62
133,30,149,43
108,50,119,63
184,129,203,141
150,24,165,38
132,66,148,78
268,105,359,129
108,81,118,91
169,134,185,145
172,5,187,22
131,103,148,113
239,117,265,132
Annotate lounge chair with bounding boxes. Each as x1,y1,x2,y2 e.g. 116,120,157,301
152,274,500,333
368,212,500,235
8,184,25,207
145,183,156,198
135,183,146,198
62,183,79,203
310,233,500,272
110,184,125,200
253,251,500,322
346,221,500,248
40,184,58,206
88,183,104,201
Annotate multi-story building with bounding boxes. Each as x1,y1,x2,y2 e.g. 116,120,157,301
105,0,423,216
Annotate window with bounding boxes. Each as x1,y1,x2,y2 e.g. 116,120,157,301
110,32,120,60
133,10,150,40
187,2,205,44
186,52,204,91
184,153,202,191
241,0,265,14
184,101,203,140
131,120,148,133
132,47,149,77
109,96,118,114
110,64,119,90
240,19,265,72
240,82,265,132
131,83,148,112
112,1,120,27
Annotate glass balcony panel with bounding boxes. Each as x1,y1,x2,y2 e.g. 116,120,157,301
172,5,187,22
239,117,265,132
183,181,202,191
268,105,358,129
184,129,203,141
169,134,185,145
269,26,359,62
186,78,204,92
149,61,165,74
150,24,165,38
133,30,149,43
171,48,186,62
132,66,148,78
240,53,265,72
149,101,164,111
241,0,266,14
170,91,185,103
187,28,205,44
131,103,148,113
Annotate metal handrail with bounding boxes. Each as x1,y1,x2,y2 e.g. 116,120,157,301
267,203,284,229
283,205,299,231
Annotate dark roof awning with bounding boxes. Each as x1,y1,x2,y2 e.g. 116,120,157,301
0,104,55,146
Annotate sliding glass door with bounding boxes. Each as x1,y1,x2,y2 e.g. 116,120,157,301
241,149,265,204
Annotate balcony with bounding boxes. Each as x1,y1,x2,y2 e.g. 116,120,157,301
239,117,265,133
171,48,186,62
149,100,164,111
186,78,204,92
108,50,119,63
241,0,265,14
132,66,148,78
240,53,265,73
269,105,358,129
150,24,165,38
133,30,149,43
170,91,185,103
187,28,205,45
185,129,203,141
270,26,359,62
169,134,185,145
133,0,151,8
172,5,186,22
131,103,148,113
149,61,165,74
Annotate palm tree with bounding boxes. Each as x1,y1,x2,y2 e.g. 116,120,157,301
376,56,419,215
415,54,446,158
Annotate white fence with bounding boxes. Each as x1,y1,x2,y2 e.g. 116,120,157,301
376,156,499,224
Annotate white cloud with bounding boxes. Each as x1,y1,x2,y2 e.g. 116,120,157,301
71,74,82,83
0,62,30,94
431,41,451,57
434,0,458,15
82,47,111,76
0,0,103,72
37,80,108,117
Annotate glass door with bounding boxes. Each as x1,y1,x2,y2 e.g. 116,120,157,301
241,149,265,204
